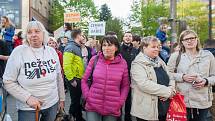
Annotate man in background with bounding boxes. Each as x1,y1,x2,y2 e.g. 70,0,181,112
120,32,138,121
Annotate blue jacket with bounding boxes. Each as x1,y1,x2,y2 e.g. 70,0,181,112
156,29,167,43
3,25,15,42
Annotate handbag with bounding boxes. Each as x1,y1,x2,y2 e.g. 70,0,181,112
55,108,74,121
166,93,187,121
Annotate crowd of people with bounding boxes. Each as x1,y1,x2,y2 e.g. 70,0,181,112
0,16,215,121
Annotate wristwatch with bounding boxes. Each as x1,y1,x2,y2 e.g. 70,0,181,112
204,78,209,86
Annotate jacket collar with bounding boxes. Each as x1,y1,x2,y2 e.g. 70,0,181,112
98,52,123,64
69,40,81,48
182,50,206,65
121,43,133,50
136,52,162,67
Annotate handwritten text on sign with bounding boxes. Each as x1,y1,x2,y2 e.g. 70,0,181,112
88,22,106,36
64,12,81,23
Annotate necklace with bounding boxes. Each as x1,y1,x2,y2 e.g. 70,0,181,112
30,46,46,77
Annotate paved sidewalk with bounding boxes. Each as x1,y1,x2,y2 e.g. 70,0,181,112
6,92,136,121
6,92,71,121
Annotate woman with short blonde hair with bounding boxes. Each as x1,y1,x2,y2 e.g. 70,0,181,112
3,21,65,121
131,36,175,121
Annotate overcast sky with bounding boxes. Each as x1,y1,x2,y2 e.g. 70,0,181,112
93,0,132,19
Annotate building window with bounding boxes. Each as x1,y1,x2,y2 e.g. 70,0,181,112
0,0,22,28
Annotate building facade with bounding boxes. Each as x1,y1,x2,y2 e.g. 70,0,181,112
0,0,52,30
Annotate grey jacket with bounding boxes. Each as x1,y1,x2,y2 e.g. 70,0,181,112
167,50,215,109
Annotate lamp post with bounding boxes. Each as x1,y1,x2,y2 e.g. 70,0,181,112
170,0,177,45
209,0,212,40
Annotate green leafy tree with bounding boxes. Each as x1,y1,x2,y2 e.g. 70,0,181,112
131,26,144,36
99,4,112,21
61,0,99,32
129,0,169,36
105,18,124,40
177,0,208,43
49,0,64,32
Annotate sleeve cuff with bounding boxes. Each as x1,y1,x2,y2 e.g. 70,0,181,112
60,98,65,101
22,93,31,104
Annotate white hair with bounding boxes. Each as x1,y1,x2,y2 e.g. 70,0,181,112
23,21,49,46
48,37,57,44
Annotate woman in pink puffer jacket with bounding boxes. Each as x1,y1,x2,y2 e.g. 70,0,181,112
81,36,130,121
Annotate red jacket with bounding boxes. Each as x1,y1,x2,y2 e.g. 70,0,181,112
81,52,130,116
13,38,22,48
56,49,63,73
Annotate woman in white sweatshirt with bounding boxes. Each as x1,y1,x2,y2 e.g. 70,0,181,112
3,21,65,121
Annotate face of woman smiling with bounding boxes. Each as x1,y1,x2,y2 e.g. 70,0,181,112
48,40,57,49
1,17,6,26
143,41,160,59
181,33,198,50
102,42,118,60
27,27,44,48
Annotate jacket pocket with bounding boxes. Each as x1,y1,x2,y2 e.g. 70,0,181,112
86,87,93,102
132,88,153,116
189,87,208,102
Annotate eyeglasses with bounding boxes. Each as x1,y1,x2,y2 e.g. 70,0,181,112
183,37,197,42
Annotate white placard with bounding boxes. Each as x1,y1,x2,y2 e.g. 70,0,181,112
54,26,64,39
88,22,106,36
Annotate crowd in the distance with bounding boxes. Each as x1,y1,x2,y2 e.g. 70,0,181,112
0,16,215,121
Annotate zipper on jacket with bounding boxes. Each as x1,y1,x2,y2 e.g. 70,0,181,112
153,98,157,120
208,86,211,101
188,88,191,108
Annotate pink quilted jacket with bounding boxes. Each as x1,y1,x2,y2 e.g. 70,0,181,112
81,52,130,117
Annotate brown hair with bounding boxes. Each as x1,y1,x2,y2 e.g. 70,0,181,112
71,29,82,39
1,16,11,28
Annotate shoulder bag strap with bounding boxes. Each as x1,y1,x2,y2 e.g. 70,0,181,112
89,55,99,87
